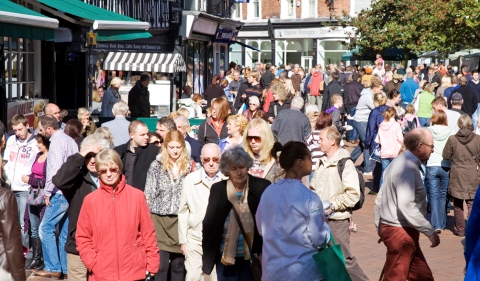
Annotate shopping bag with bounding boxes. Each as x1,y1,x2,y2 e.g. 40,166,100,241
312,235,352,281
369,143,382,163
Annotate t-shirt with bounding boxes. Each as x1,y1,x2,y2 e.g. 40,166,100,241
249,155,265,178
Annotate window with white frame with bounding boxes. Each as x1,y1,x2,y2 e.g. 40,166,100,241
253,0,260,18
309,0,316,16
232,3,241,19
2,37,35,101
287,0,294,16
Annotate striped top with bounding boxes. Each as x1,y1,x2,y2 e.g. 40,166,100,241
306,130,324,171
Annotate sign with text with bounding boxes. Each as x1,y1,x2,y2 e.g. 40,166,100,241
274,26,354,39
216,27,238,41
95,42,166,52
6,99,49,130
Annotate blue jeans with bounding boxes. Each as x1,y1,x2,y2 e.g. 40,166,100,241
216,256,253,281
424,166,450,230
39,193,69,274
472,103,480,129
418,117,431,127
350,121,373,173
29,205,44,238
346,107,359,141
380,158,394,188
14,191,28,248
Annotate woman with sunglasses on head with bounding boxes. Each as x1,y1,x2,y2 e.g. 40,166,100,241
144,130,200,281
52,135,110,280
242,118,282,183
202,146,271,281
256,141,330,281
76,149,159,280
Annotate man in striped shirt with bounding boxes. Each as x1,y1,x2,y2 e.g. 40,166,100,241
33,115,78,279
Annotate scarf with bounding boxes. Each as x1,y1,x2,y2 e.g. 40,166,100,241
221,179,254,266
210,118,225,136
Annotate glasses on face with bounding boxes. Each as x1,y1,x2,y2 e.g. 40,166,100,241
202,157,220,164
421,143,434,150
247,136,261,143
99,167,120,174
249,103,257,106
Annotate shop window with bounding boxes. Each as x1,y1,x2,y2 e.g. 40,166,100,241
185,41,207,95
2,37,35,101
230,43,242,66
248,41,259,63
318,40,348,67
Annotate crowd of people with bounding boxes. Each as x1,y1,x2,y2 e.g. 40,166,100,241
1,56,480,281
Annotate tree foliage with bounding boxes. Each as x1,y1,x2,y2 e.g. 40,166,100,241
339,0,480,59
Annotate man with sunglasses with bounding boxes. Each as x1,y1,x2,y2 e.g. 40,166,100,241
178,144,227,281
375,128,439,281
52,135,110,281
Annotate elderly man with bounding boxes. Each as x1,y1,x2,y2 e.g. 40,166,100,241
53,135,110,280
271,96,311,145
311,127,369,281
34,115,79,279
101,100,131,146
114,120,158,191
174,115,201,163
178,144,226,281
374,128,440,281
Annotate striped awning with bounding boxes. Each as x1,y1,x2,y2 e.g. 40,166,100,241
103,52,186,73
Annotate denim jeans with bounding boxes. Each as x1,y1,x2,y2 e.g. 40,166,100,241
424,166,450,230
380,158,394,189
350,121,373,173
418,117,431,127
14,191,28,248
472,103,480,129
29,205,44,238
346,107,359,141
39,193,69,274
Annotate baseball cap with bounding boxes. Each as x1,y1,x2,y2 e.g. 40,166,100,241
451,92,463,101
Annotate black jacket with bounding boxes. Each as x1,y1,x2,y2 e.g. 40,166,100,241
344,80,364,112
202,175,270,275
260,70,275,89
204,84,225,108
266,99,291,120
186,134,202,163
114,141,159,191
128,81,150,117
448,85,478,117
322,80,346,113
197,117,229,146
234,83,250,110
54,153,97,255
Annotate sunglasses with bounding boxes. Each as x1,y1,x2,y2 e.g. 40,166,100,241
249,103,257,106
246,136,262,143
99,167,120,175
202,157,220,164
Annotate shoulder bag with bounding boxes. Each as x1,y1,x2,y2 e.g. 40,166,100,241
27,180,45,206
232,207,262,281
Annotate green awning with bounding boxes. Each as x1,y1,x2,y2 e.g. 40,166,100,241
37,0,152,41
0,0,58,41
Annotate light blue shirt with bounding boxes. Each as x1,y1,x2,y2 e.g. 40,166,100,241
89,172,100,188
256,179,330,281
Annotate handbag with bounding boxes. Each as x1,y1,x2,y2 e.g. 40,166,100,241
369,143,382,163
312,234,352,281
27,180,45,206
232,207,262,281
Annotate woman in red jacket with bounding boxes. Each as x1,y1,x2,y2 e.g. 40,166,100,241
76,149,159,281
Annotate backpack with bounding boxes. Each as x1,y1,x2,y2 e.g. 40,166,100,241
403,118,418,134
337,157,365,211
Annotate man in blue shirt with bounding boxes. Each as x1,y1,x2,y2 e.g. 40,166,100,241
444,76,460,108
399,72,418,108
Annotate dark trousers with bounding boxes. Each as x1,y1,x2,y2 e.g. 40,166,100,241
453,197,474,235
328,219,369,281
216,256,253,281
155,250,185,281
380,224,434,281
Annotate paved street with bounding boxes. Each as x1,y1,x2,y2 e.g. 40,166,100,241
25,142,467,281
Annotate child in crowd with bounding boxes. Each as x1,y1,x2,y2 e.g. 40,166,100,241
402,104,420,134
376,107,404,175
325,94,352,135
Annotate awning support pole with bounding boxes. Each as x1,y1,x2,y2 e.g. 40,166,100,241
88,30,93,110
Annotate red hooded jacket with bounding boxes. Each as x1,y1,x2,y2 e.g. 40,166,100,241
76,175,159,281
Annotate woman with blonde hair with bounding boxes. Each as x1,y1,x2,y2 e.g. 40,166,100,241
101,77,122,117
242,118,281,183
218,114,248,152
145,130,199,281
283,78,296,98
266,83,291,123
78,107,97,137
437,75,452,97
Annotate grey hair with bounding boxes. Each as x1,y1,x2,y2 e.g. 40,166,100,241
291,96,304,110
80,134,110,151
112,100,129,116
219,146,254,176
201,143,221,157
249,96,260,105
305,104,319,115
174,115,190,126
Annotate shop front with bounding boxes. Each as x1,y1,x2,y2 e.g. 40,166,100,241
236,20,353,70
